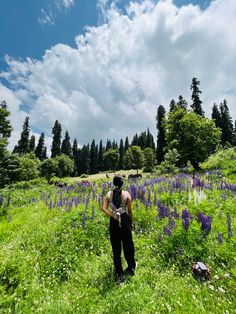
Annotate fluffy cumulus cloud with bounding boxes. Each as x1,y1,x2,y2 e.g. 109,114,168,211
2,0,236,152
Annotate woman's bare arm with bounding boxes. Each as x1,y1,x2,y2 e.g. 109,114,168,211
102,196,115,218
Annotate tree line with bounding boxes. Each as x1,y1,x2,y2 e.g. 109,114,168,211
0,77,235,186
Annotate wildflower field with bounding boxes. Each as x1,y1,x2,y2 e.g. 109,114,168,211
0,172,235,313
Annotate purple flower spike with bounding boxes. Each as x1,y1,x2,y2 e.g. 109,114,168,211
163,225,172,237
226,213,233,238
218,232,223,244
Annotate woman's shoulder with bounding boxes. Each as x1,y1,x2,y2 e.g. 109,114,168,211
106,190,112,199
122,190,131,199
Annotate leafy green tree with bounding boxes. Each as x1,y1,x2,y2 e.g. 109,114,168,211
29,135,36,152
35,132,46,161
18,152,40,181
143,148,156,172
191,77,204,116
156,105,166,164
54,154,75,178
14,116,30,154
40,158,58,184
123,146,144,173
103,148,119,171
51,120,62,158
166,108,221,170
61,130,72,158
118,139,124,170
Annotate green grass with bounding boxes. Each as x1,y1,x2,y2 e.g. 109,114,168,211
0,173,235,313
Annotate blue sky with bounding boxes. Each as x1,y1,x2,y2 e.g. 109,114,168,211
0,0,209,66
0,0,235,150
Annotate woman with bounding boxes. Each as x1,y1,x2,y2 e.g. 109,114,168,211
103,175,136,282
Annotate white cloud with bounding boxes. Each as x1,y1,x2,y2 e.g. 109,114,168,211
56,0,74,9
38,8,55,25
1,0,236,152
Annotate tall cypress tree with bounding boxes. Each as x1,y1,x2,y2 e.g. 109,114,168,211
51,120,62,158
112,140,118,149
15,116,30,154
35,132,45,160
106,139,112,151
118,138,124,170
98,140,104,172
42,146,47,160
90,139,98,174
220,100,234,146
146,128,155,150
131,133,138,146
61,130,72,157
80,144,90,174
191,77,204,116
138,131,147,149
156,105,166,164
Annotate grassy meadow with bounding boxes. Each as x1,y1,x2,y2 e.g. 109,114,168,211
0,170,235,313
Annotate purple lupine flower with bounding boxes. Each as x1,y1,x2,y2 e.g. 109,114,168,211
226,213,233,238
173,207,180,220
168,217,176,229
178,247,183,255
182,217,190,230
218,232,223,244
163,225,172,237
182,209,190,220
201,215,211,234
197,212,203,223
158,234,163,242
0,196,4,207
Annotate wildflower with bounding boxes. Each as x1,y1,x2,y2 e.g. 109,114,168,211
226,213,233,238
182,217,190,230
178,247,183,255
163,225,172,237
217,232,223,244
201,215,211,234
158,234,163,242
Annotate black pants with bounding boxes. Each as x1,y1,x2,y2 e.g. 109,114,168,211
109,213,135,276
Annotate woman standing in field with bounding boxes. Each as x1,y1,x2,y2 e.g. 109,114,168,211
103,175,136,283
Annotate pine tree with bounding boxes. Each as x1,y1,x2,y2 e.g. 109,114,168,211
80,144,90,174
191,77,204,116
15,116,30,154
90,139,98,174
98,140,104,172
42,147,47,160
177,95,187,110
0,101,12,140
105,139,112,151
131,133,138,146
138,131,147,149
211,103,222,129
112,140,118,149
51,120,62,158
146,128,155,150
61,130,72,158
35,132,45,160
220,100,234,146
156,105,166,164
169,99,177,112
72,138,79,176
29,135,36,152
124,136,129,152
118,139,124,170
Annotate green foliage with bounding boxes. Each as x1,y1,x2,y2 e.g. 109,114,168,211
61,130,72,158
14,116,30,155
54,154,75,178
103,148,119,171
18,152,40,181
40,158,58,183
123,146,144,172
51,120,62,158
166,109,221,169
143,148,156,172
156,105,166,164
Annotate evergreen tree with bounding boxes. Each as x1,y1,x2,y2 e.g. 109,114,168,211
146,128,155,150
220,100,234,146
90,139,98,174
51,120,62,158
61,130,72,158
169,99,177,112
72,138,79,176
156,105,166,164
112,140,118,149
35,132,45,161
131,133,138,146
177,95,187,110
105,139,112,151
15,116,30,154
80,144,90,174
124,136,129,152
42,146,47,160
138,131,147,149
211,103,222,129
191,77,204,116
29,135,36,152
98,140,104,172
0,101,12,139
118,139,124,170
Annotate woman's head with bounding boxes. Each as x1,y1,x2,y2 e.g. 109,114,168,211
113,175,124,188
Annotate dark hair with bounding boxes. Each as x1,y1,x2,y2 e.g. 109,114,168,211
112,176,123,208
